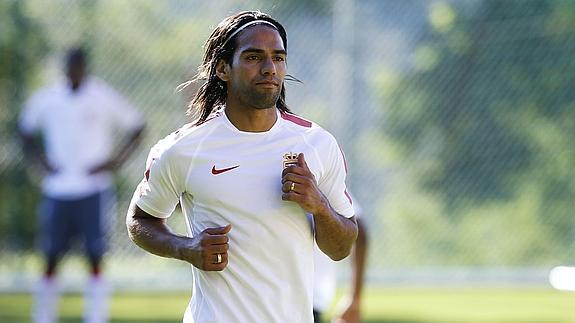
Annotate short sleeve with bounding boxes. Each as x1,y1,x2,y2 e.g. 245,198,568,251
317,135,354,218
348,192,363,217
135,144,185,218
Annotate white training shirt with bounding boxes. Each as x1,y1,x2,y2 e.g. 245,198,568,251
313,195,362,312
19,76,144,199
134,108,354,323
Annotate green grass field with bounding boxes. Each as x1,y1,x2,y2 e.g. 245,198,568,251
1,287,575,322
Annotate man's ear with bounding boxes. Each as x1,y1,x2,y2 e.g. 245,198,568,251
215,59,230,82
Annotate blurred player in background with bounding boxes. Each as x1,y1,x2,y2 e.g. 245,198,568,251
314,195,368,323
19,47,145,323
126,11,357,323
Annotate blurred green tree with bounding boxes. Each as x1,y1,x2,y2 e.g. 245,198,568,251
383,0,575,258
0,0,48,249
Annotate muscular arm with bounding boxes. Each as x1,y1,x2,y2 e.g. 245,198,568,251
126,200,230,271
313,206,357,261
335,216,369,323
350,217,368,302
281,153,358,261
114,125,145,165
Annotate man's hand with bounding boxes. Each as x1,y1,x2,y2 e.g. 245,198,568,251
89,160,117,174
281,153,327,215
332,297,361,323
42,162,58,174
128,205,232,271
20,132,58,174
179,224,231,271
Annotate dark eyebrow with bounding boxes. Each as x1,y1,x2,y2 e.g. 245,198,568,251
240,48,287,56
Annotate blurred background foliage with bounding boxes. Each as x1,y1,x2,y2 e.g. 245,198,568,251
380,0,575,267
0,1,48,250
1,0,575,289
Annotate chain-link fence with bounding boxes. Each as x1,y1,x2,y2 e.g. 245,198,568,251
2,0,575,291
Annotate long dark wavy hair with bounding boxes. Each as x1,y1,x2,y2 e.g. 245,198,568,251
182,11,299,124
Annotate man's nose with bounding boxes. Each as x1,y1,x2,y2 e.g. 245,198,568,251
261,57,276,75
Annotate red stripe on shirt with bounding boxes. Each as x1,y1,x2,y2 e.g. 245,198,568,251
280,110,312,128
337,145,352,206
144,158,156,181
338,145,348,173
345,189,353,206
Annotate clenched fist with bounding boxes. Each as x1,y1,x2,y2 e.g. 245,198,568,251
179,224,232,271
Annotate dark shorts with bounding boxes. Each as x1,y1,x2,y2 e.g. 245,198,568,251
38,189,114,260
313,309,322,323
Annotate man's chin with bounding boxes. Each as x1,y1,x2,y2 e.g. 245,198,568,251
253,95,280,110
253,103,277,110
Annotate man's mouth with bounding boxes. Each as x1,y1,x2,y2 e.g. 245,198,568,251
255,80,280,87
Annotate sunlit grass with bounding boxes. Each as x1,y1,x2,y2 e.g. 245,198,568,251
1,287,575,322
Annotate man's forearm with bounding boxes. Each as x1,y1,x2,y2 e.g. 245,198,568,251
20,132,53,172
351,217,368,300
126,202,186,260
114,126,145,166
127,202,231,271
314,200,358,261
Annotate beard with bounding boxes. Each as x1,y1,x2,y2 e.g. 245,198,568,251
240,85,282,110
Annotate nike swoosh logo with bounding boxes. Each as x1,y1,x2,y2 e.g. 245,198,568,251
211,165,240,175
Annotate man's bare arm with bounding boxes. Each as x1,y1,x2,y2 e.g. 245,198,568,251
350,217,368,302
90,125,145,174
311,204,357,261
335,217,368,323
126,200,231,271
281,153,358,260
19,130,55,173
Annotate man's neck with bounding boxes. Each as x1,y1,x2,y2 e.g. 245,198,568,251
224,105,277,132
68,79,84,92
